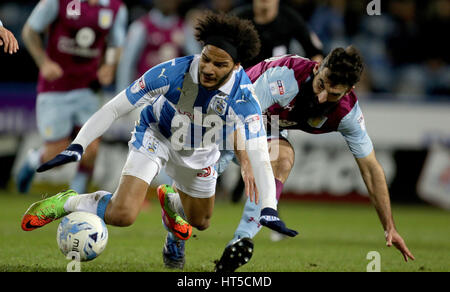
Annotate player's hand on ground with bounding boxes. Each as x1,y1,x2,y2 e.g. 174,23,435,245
41,58,63,81
97,64,116,86
37,144,84,173
260,207,298,237
385,229,415,262
240,160,259,204
0,26,19,54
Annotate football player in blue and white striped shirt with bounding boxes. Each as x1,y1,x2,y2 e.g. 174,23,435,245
21,12,297,270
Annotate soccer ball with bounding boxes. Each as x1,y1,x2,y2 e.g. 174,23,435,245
56,212,108,262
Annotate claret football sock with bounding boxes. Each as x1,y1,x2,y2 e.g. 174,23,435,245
275,178,284,201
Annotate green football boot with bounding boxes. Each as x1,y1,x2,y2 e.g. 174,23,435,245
21,190,78,231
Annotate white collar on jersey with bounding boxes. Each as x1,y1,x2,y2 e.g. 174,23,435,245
190,55,239,96
79,0,110,7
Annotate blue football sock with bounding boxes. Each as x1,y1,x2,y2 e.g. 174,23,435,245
228,178,284,246
228,197,262,246
96,193,112,221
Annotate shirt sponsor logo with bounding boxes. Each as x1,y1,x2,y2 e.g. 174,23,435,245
279,120,298,128
75,27,95,48
307,116,328,128
177,109,194,120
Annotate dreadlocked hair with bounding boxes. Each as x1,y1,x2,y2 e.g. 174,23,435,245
322,46,364,87
194,11,261,64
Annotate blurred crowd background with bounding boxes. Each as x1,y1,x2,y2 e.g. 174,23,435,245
0,0,449,208
0,0,449,101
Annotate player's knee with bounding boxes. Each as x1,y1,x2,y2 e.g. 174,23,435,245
189,216,211,231
274,157,294,179
193,221,210,231
106,205,138,227
111,213,136,227
279,157,294,173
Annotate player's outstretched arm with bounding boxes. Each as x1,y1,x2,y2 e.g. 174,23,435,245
233,130,259,204
0,22,19,54
245,135,298,237
356,150,415,262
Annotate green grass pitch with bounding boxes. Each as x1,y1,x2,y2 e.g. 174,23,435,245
0,189,449,272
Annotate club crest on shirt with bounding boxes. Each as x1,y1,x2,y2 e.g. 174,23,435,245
99,9,113,29
210,93,228,116
307,116,328,128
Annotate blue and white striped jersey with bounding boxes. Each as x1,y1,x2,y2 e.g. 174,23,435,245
125,55,266,152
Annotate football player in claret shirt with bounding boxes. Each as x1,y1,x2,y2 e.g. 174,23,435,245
116,0,186,92
17,0,127,194
21,12,297,270
214,47,415,272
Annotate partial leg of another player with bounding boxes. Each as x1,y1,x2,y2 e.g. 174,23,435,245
268,138,296,242
70,137,100,193
215,138,295,272
16,138,69,193
17,90,101,194
16,136,100,194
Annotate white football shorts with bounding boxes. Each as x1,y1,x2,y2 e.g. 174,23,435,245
122,127,218,199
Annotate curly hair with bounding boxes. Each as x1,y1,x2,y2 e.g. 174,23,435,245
321,46,364,87
194,11,261,65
